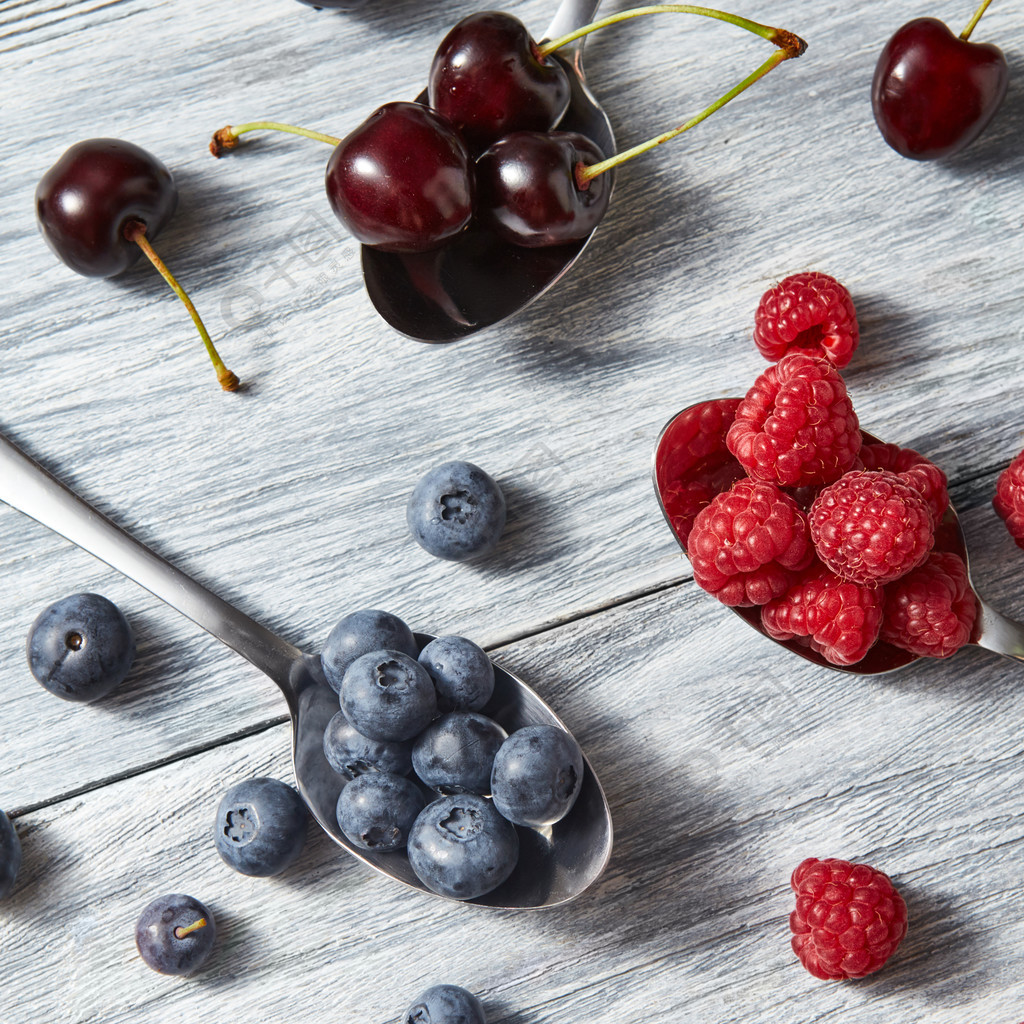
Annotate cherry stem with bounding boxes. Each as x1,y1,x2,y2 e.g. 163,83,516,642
961,0,994,40
124,221,240,392
173,918,208,940
538,4,806,58
210,121,341,157
578,46,795,184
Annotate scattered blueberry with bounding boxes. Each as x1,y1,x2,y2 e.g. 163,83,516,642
404,984,486,1024
336,772,425,851
418,636,494,712
407,461,506,562
321,609,419,694
27,593,134,702
135,893,216,976
341,650,437,741
407,793,518,900
412,713,507,795
0,811,21,900
323,710,412,780
490,725,584,827
214,777,308,877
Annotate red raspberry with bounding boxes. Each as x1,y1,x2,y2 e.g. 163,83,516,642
753,272,859,367
993,448,1024,550
881,551,977,658
809,470,935,585
857,441,949,523
790,857,908,980
687,478,812,607
762,563,883,665
726,353,861,488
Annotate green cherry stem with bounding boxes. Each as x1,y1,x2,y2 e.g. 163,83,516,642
960,0,994,41
123,220,240,392
210,121,341,157
173,918,208,940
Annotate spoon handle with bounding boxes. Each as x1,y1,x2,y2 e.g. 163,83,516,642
543,0,602,49
975,595,1024,661
0,430,302,684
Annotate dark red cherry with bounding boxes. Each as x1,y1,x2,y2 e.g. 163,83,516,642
428,11,571,153
872,17,1008,160
35,139,177,278
325,101,473,253
475,131,610,249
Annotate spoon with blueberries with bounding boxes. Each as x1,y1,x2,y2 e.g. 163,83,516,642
0,429,612,908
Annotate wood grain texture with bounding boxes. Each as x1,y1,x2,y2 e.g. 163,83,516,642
2,0,1024,1019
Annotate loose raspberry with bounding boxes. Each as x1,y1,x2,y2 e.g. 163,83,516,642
687,478,812,607
881,551,977,658
762,563,883,665
726,353,862,488
753,272,859,367
809,470,934,586
993,448,1024,550
790,857,908,980
857,442,949,523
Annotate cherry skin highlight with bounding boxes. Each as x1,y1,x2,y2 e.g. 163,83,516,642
325,101,474,252
428,11,571,153
872,17,1008,160
35,139,177,278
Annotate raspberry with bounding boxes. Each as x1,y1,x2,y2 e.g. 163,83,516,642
809,470,935,585
753,272,859,367
726,353,862,488
790,857,908,980
762,563,883,665
881,551,977,658
993,448,1024,550
687,478,812,607
857,441,949,523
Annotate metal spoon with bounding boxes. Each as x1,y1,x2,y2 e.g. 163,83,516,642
0,429,612,908
361,0,616,343
653,398,1024,674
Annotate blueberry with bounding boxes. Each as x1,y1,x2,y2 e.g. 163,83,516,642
336,772,425,851
418,636,494,712
323,711,412,780
27,593,134,702
404,984,486,1024
321,609,419,694
213,777,308,877
0,811,21,900
407,461,506,562
407,794,518,901
341,650,437,741
490,725,584,827
135,893,216,975
412,713,507,795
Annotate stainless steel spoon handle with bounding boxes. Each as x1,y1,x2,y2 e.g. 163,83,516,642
975,597,1024,661
0,430,302,684
544,0,602,49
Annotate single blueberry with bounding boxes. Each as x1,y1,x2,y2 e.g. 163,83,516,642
0,811,21,900
490,725,584,827
341,650,437,742
418,636,495,712
404,984,486,1024
323,710,412,780
412,713,507,795
321,609,419,694
135,893,216,976
27,593,134,702
407,461,506,562
407,793,518,901
214,777,308,877
336,772,425,851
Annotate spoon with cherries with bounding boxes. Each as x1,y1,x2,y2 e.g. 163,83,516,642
0,428,612,909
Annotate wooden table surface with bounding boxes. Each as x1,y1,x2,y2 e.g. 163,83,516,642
3,0,1024,1020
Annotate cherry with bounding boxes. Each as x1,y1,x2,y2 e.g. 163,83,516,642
872,2,1008,160
428,11,571,153
36,138,239,390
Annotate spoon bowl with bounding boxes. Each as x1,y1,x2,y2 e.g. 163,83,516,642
361,0,615,342
0,429,612,909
